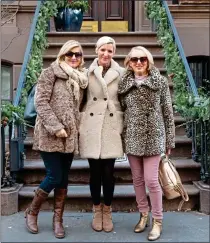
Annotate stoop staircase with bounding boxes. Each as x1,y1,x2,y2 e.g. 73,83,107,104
17,30,201,213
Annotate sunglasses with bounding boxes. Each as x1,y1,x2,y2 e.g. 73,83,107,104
130,57,148,63
65,51,82,58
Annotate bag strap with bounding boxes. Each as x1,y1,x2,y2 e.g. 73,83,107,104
174,183,189,211
162,154,189,211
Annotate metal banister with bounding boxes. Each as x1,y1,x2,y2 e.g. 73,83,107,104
162,1,198,96
13,0,43,107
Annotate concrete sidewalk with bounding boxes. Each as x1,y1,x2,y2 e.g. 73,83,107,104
1,211,209,242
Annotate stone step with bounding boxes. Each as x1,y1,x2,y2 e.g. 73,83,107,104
47,32,158,44
43,54,165,68
44,42,164,56
169,7,210,19
169,4,210,10
179,0,210,5
18,183,200,212
17,158,201,185
23,135,192,160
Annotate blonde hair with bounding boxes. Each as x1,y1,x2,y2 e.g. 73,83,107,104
56,40,84,69
95,36,116,54
124,46,154,71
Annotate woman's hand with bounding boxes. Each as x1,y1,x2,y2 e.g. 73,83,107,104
166,148,171,156
55,129,68,138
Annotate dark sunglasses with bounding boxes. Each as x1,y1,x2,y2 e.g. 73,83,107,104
65,51,82,58
130,57,148,63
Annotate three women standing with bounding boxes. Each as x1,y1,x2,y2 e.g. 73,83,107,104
79,36,124,232
26,37,175,241
118,46,175,241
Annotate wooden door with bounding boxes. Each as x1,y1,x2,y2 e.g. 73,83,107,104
82,0,133,32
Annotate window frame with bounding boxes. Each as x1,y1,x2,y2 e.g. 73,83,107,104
1,62,13,102
187,55,210,90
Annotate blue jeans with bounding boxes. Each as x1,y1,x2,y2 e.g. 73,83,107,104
39,151,73,193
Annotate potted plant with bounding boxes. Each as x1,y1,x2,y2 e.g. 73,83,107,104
54,0,89,32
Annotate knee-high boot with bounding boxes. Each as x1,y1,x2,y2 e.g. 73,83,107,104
25,188,49,233
53,188,67,238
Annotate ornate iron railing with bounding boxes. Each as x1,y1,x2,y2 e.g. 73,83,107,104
162,1,210,183
191,120,210,184
1,1,43,188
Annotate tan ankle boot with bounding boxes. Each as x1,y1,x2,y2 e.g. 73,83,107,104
134,212,150,233
92,204,103,232
53,188,67,238
102,205,113,232
24,188,48,234
148,218,162,241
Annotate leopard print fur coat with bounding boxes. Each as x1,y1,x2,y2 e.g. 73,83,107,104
118,66,175,156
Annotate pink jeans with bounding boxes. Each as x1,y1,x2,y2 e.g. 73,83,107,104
127,154,163,219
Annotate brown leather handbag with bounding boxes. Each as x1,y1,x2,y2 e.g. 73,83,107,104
158,154,189,210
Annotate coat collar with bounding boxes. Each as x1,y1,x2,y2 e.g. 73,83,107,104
51,61,69,80
88,58,121,85
88,58,122,98
118,66,162,94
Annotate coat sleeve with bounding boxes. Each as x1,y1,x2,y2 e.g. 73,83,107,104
118,79,127,112
35,67,64,135
160,78,175,150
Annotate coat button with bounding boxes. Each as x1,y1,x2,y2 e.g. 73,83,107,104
93,97,97,101
90,113,94,116
110,113,113,117
104,98,107,101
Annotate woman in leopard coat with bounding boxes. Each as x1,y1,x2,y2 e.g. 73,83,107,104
118,46,175,241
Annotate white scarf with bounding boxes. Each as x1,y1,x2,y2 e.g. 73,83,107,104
59,61,88,101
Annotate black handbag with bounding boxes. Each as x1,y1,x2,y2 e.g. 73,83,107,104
24,84,37,126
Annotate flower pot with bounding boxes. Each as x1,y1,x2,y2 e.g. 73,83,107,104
54,8,83,32
54,8,65,31
64,8,83,32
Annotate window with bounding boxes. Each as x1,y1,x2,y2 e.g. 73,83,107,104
1,64,12,101
187,56,210,94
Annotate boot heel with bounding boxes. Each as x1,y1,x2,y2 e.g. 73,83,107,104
24,209,28,218
134,212,149,233
146,216,150,227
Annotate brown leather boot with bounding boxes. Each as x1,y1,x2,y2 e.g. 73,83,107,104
24,188,48,234
91,204,103,232
148,218,163,241
53,188,67,239
102,205,113,232
134,212,150,233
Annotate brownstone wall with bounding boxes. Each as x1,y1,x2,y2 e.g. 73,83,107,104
1,1,37,97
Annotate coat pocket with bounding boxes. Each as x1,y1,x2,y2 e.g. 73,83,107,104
111,111,124,134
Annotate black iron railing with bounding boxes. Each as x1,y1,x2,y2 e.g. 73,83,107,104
161,1,210,183
1,123,15,188
191,120,210,184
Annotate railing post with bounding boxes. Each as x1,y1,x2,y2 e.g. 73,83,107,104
203,121,210,183
1,125,6,183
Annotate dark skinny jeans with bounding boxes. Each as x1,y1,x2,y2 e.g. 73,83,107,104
39,151,73,193
88,158,115,206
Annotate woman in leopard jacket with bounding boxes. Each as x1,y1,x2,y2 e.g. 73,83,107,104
118,46,175,241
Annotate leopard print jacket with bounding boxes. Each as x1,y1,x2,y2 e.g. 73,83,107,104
118,66,175,156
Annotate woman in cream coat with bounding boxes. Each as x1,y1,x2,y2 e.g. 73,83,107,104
79,36,124,232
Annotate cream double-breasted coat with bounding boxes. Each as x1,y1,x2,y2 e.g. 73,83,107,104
79,58,125,159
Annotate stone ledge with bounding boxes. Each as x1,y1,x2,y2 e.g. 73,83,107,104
1,184,23,216
194,181,210,215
